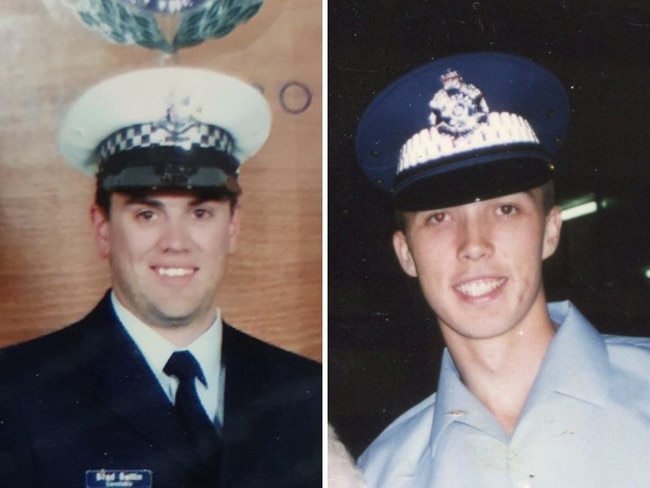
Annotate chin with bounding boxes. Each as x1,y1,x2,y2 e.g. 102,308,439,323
148,304,199,327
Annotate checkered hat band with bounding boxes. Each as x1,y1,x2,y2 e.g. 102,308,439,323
97,122,235,162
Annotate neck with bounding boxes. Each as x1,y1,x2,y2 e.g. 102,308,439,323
443,310,556,434
112,291,216,348
152,320,213,348
146,304,218,347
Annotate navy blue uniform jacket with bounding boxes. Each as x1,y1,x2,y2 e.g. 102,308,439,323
0,292,321,487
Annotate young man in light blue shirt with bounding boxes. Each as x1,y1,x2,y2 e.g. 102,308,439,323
355,52,650,487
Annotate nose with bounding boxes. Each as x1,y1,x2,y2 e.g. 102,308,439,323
159,216,192,253
457,217,493,262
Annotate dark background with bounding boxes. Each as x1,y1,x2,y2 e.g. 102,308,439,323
328,0,650,458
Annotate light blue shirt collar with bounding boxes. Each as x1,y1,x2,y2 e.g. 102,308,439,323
429,301,611,455
360,301,650,488
110,292,225,425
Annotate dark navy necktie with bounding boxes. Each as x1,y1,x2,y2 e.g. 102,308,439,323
164,350,221,476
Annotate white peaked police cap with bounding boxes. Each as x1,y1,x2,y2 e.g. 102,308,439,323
59,67,272,193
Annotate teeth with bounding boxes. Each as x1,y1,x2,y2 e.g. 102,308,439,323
157,268,193,277
455,278,505,297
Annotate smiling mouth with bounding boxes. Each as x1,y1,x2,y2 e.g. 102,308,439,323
454,278,506,297
155,267,196,277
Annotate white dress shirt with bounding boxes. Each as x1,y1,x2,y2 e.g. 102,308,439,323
111,292,226,426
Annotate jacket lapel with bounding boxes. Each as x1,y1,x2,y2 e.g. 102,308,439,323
219,324,265,484
220,323,261,442
81,294,201,469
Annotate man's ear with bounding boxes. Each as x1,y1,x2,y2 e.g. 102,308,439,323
393,230,418,277
90,204,110,259
542,205,562,260
227,204,241,254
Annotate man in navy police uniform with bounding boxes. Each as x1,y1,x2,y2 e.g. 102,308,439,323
354,52,650,487
0,68,321,488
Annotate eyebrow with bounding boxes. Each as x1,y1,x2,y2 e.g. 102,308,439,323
123,196,217,208
124,196,164,208
520,190,538,203
489,190,537,202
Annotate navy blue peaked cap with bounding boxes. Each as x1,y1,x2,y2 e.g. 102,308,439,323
356,52,570,210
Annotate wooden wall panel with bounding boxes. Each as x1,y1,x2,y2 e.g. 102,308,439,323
0,1,322,361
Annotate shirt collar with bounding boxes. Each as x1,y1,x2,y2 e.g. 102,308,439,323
534,301,610,407
110,291,223,394
430,349,508,452
429,301,610,454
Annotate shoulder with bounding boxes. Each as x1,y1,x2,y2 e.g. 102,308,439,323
358,393,437,478
0,294,116,378
221,322,321,414
603,334,650,396
603,333,650,354
552,302,650,398
223,322,321,378
0,319,87,370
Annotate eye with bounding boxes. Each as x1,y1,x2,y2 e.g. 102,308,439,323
136,209,156,220
426,211,449,224
497,204,517,216
193,207,213,219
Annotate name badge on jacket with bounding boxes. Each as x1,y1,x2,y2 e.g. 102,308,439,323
86,469,152,488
